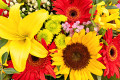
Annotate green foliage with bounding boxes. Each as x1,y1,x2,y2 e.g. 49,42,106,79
0,38,8,48
37,0,41,10
98,28,106,36
106,6,118,9
102,74,120,80
1,52,8,65
3,68,19,74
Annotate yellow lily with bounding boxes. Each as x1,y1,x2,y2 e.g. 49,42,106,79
0,4,48,72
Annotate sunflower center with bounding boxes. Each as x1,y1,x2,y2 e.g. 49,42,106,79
63,43,90,70
28,54,45,66
108,45,118,61
66,7,80,22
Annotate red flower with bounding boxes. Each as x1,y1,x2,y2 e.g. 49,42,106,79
98,29,120,78
0,0,9,17
52,0,92,25
118,0,120,4
8,39,56,80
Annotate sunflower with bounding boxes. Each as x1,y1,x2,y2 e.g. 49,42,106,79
98,29,120,78
51,29,106,80
94,1,120,31
7,39,56,80
52,0,92,25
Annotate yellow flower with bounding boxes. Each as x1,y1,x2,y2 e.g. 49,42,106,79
94,1,120,30
0,4,48,72
51,29,106,80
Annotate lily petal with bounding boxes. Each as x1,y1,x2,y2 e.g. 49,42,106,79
30,38,48,58
0,16,23,40
10,38,31,72
18,9,49,39
9,3,22,27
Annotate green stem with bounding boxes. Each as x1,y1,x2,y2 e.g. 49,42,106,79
37,0,41,10
1,66,3,80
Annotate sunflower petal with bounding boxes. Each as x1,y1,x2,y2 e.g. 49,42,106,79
18,9,49,39
10,38,31,72
30,38,48,58
72,32,79,43
78,29,85,43
70,70,75,80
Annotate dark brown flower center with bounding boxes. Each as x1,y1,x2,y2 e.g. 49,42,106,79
28,54,45,66
108,45,117,61
63,43,90,70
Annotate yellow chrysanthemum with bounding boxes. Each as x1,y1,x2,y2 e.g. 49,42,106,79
94,1,120,30
55,34,66,49
0,4,48,72
51,29,106,80
37,29,53,44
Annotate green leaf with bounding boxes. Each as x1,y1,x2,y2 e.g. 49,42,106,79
106,6,118,9
111,0,119,4
89,5,97,19
1,52,8,64
97,76,102,80
0,38,8,48
101,39,108,46
56,74,63,78
57,66,60,71
0,73,5,80
3,68,19,74
102,74,120,80
37,0,41,10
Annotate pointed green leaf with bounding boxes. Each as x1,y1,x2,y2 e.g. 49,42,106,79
3,68,19,74
0,38,8,48
1,52,8,64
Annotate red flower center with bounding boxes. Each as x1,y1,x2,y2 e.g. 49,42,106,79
28,54,45,67
108,45,118,61
66,7,80,22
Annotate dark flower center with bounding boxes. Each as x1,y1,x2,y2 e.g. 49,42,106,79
108,20,115,24
63,43,90,70
66,7,80,22
28,54,45,66
108,45,118,61
69,10,77,17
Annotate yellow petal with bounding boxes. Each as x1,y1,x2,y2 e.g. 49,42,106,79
64,74,68,80
78,29,85,43
60,65,70,74
51,56,63,62
18,9,49,39
72,32,79,43
30,38,48,58
86,61,103,76
84,68,94,80
74,70,81,80
70,70,75,80
0,16,23,40
9,38,31,72
65,37,72,45
9,3,22,27
82,69,88,80
90,59,106,69
82,32,93,45
52,61,64,65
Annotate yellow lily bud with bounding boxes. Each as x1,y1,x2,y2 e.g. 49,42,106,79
0,0,9,10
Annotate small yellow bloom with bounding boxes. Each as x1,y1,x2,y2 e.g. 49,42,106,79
0,4,48,72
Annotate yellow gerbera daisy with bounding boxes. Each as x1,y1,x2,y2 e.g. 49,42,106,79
51,29,106,80
0,4,48,72
94,1,120,30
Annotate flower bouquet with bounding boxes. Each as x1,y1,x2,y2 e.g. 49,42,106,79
0,0,120,80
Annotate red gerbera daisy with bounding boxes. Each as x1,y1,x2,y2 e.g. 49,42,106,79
7,38,56,80
52,0,92,25
0,0,9,17
98,29,120,78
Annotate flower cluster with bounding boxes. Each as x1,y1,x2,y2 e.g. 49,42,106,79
0,0,120,80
